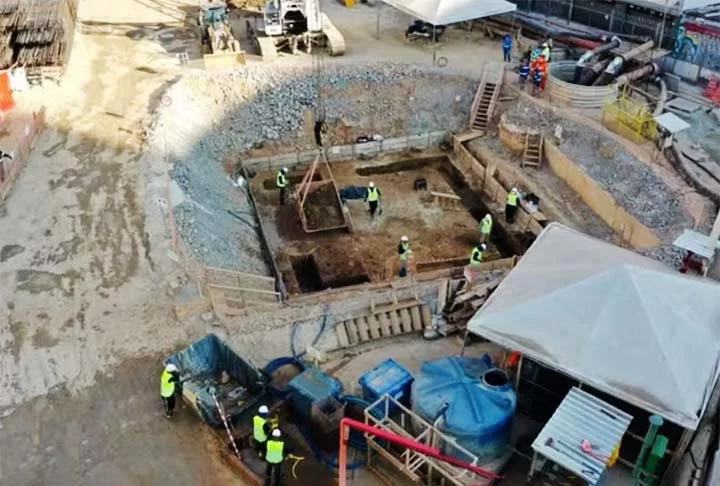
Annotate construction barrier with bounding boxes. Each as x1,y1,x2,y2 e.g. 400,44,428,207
0,72,15,112
544,140,659,248
601,85,658,144
0,107,46,201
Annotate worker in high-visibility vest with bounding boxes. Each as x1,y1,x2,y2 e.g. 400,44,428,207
398,235,412,277
505,187,520,224
479,213,493,244
470,243,487,265
160,363,180,419
253,405,272,457
365,181,381,218
276,167,288,206
265,428,290,486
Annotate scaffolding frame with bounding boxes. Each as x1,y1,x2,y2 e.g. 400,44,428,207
361,394,497,486
601,84,658,144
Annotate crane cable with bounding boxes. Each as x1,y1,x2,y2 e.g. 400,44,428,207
312,18,326,122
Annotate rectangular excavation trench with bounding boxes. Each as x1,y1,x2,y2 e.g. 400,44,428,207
264,155,523,295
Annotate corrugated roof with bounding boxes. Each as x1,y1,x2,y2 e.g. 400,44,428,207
532,387,633,485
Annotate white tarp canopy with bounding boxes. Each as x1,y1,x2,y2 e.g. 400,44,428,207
381,0,516,25
467,223,720,430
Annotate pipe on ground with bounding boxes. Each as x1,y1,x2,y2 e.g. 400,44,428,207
579,58,612,85
653,77,667,116
594,40,655,86
574,36,621,83
337,418,503,485
615,62,660,86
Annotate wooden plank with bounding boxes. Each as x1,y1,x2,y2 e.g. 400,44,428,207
336,322,350,348
420,304,432,328
409,305,423,331
398,308,413,333
430,191,461,201
345,320,359,345
366,315,381,339
437,279,448,313
356,317,370,342
371,299,420,315
377,312,392,336
388,311,402,336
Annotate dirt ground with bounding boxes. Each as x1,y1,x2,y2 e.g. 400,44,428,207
251,155,501,294
0,0,524,483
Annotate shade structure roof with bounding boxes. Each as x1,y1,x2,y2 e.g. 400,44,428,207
467,223,720,430
381,0,516,25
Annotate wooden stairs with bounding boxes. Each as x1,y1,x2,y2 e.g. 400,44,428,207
521,132,544,169
469,65,503,133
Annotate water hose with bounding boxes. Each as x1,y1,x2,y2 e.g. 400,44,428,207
290,305,330,360
287,454,305,478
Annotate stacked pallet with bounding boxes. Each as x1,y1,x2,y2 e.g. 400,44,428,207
436,274,504,335
335,299,432,348
0,0,77,70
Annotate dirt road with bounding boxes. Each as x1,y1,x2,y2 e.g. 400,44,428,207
0,0,506,482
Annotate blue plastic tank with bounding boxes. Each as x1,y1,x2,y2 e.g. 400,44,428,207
412,355,516,462
288,367,344,423
358,358,414,415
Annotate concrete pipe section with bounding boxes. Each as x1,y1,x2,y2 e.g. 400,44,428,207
547,61,618,109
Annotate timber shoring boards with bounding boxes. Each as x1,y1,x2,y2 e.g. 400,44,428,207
0,0,77,69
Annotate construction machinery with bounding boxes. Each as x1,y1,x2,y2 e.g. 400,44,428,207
197,0,246,70
246,0,345,60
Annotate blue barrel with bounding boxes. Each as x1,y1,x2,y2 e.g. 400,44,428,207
412,355,516,462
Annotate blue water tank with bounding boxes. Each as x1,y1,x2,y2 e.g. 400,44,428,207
288,367,344,423
412,355,516,462
359,358,414,415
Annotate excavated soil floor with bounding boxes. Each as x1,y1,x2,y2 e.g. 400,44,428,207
251,154,505,295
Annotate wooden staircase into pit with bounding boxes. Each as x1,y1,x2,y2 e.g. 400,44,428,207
469,65,503,133
521,132,544,169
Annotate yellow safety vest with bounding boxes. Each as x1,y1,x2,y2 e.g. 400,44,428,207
506,192,519,206
480,218,492,235
276,172,287,188
253,415,268,442
399,242,412,262
367,186,379,202
470,247,483,265
160,370,175,398
266,439,284,464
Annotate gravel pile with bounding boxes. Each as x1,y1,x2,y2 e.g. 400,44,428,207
148,62,476,270
635,245,685,268
503,102,692,239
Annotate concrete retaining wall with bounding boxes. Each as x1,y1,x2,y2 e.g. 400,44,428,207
242,131,447,172
544,140,660,248
498,113,536,156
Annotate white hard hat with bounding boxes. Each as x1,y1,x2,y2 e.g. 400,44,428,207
484,214,492,220
511,187,518,194
368,181,375,188
401,235,409,242
259,405,269,415
480,243,487,251
165,363,178,372
281,167,288,173
542,42,548,47
272,428,282,438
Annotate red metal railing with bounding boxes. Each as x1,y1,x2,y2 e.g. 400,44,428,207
337,418,502,485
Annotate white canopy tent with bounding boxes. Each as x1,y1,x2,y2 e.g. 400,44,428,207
467,223,720,431
380,0,516,25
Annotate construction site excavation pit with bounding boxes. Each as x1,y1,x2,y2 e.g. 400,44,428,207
250,154,516,295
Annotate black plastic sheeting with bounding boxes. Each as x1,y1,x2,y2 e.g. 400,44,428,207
166,334,268,428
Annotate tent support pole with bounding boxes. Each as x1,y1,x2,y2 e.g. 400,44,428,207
515,354,523,393
460,328,470,356
432,26,437,64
